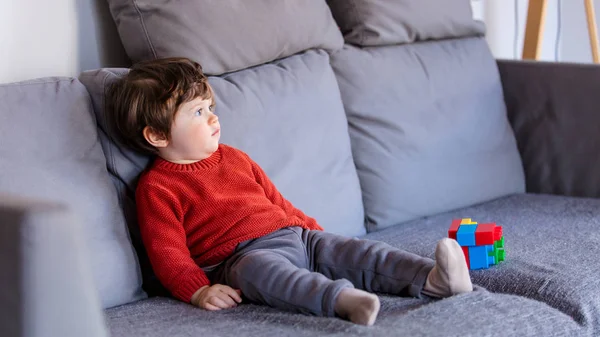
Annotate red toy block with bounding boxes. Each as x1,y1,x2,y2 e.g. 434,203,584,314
475,223,495,245
461,246,470,269
475,223,500,245
448,219,461,240
494,226,503,241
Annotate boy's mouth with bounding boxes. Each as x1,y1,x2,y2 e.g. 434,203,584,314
212,129,220,136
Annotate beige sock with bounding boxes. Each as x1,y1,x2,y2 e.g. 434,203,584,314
334,288,380,326
422,238,473,298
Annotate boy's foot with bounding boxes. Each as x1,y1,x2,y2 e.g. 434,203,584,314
422,238,473,298
334,288,380,326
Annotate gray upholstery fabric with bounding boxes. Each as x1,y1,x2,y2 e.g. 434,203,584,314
326,0,485,46
80,69,163,296
331,37,525,232
366,193,600,335
498,60,600,198
0,194,109,337
106,290,582,336
0,78,145,308
107,0,343,75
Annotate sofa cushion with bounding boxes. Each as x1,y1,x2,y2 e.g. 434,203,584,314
79,69,160,295
364,193,600,334
499,60,600,198
208,50,365,236
107,0,343,75
331,37,525,232
105,291,582,337
326,0,485,46
0,78,145,309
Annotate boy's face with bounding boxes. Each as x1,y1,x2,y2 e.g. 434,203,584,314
157,96,220,163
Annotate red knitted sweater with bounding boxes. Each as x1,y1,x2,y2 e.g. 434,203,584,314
136,144,323,303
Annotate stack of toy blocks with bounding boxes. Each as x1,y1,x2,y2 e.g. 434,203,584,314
448,218,505,270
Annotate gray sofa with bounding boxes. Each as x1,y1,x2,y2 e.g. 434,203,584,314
1,0,599,336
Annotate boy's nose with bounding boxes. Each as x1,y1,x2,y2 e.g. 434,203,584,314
209,114,218,124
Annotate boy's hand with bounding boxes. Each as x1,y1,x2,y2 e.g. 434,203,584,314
191,284,242,310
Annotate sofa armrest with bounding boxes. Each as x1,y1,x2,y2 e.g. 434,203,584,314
0,194,108,337
498,60,600,198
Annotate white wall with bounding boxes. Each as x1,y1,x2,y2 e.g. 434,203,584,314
0,1,77,83
562,0,600,62
0,0,128,84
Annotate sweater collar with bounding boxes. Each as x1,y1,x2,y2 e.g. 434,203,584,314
153,146,223,171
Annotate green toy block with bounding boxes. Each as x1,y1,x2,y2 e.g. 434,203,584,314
488,246,506,263
497,248,505,262
488,236,506,263
494,236,504,249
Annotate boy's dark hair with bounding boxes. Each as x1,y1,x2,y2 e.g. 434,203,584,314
106,57,214,155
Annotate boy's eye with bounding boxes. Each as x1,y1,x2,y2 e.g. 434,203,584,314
194,109,202,116
209,104,215,112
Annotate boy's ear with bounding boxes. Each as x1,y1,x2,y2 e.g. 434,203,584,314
143,126,169,148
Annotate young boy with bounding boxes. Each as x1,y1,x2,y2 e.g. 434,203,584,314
107,57,473,326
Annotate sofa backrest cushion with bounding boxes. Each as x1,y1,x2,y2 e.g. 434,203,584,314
80,50,366,292
331,37,525,232
0,78,145,308
107,0,343,75
326,0,485,46
207,50,365,237
79,69,163,295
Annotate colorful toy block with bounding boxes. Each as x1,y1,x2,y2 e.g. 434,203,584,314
448,218,505,270
448,219,461,240
456,224,477,246
468,245,495,269
475,223,502,245
461,246,470,269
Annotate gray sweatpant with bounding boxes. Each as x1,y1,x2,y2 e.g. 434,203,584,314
203,226,434,317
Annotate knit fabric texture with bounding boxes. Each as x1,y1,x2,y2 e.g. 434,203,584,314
136,144,323,302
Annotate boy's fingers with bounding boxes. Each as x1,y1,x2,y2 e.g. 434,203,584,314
221,287,243,303
209,296,230,309
217,293,237,307
232,289,243,303
204,303,221,311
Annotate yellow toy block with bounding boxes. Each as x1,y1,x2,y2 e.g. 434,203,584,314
461,218,477,225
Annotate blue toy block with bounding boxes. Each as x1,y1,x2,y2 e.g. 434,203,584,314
468,245,495,270
485,245,499,266
456,224,477,246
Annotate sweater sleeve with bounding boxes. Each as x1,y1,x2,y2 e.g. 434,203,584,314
136,181,210,303
245,154,323,231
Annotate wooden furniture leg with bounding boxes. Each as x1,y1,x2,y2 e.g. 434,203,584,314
585,0,600,63
522,0,548,60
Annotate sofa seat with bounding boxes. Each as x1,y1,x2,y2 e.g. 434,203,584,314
106,290,580,337
105,193,597,336
366,193,600,334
